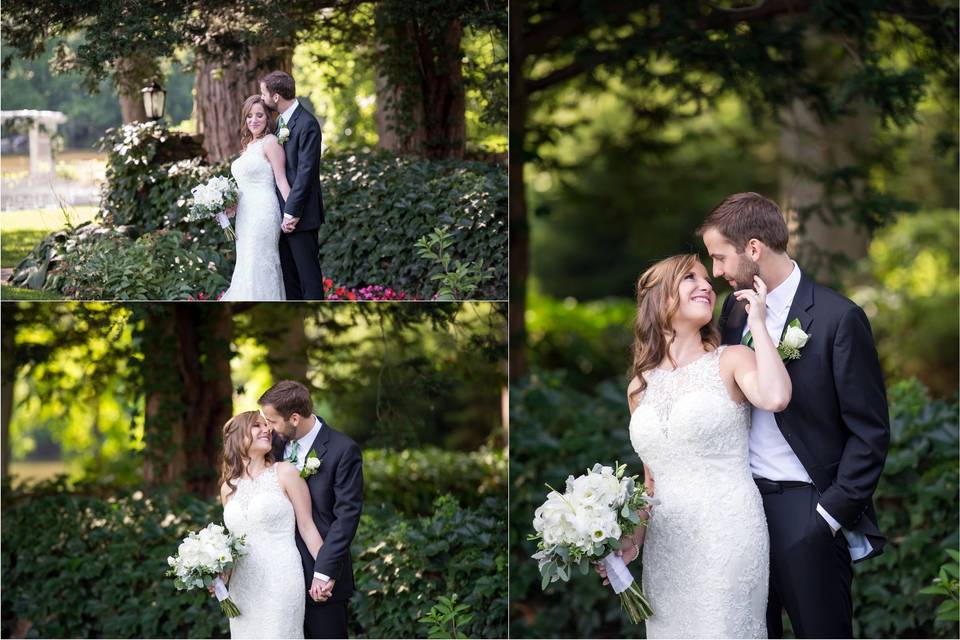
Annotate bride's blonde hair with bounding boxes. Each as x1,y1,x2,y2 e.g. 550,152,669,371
628,254,720,400
239,95,276,150
219,411,275,500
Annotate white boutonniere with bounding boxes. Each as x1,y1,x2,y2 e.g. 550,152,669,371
276,122,290,145
777,319,810,361
300,449,322,479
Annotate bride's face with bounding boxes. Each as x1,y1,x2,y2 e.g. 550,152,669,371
673,261,716,328
246,103,269,138
245,415,273,456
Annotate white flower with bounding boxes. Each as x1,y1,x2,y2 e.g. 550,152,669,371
277,126,290,144
781,325,810,350
305,456,321,471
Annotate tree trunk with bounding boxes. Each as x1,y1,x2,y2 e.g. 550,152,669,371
195,45,293,163
115,55,159,124
508,0,528,380
1,309,17,482
374,15,465,158
257,304,310,383
142,304,234,496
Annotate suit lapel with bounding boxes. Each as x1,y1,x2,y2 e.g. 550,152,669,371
286,103,304,133
782,272,815,338
723,296,749,345
308,416,330,464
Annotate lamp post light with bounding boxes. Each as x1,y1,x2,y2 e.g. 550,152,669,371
141,81,167,121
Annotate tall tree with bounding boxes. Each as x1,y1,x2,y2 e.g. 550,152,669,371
510,0,958,377
139,304,233,496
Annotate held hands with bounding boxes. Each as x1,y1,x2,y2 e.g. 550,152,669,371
309,577,335,603
733,275,769,333
281,215,300,234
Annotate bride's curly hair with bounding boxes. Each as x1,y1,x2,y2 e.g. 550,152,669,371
628,254,720,401
239,95,276,150
219,410,274,501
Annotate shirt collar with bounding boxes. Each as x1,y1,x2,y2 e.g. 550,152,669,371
280,100,300,125
765,260,801,312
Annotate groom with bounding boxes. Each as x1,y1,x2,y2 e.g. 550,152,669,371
260,380,364,639
699,192,889,638
260,71,326,300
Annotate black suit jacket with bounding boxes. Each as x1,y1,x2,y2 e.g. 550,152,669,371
277,103,325,231
719,271,889,561
272,418,363,602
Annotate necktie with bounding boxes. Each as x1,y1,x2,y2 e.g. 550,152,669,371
277,115,285,129
741,331,754,349
286,440,300,464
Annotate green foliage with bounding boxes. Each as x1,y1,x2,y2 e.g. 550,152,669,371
319,152,506,299
852,378,959,639
416,226,493,300
919,550,960,625
849,210,959,397
364,447,506,516
526,287,636,391
509,372,640,638
352,495,507,639
2,481,506,639
419,593,474,639
0,229,49,268
509,372,959,639
36,225,230,300
96,122,227,233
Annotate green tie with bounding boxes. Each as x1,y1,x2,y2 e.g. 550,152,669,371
286,440,300,464
741,331,754,349
277,115,285,129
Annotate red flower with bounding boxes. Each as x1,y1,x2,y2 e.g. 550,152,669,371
347,291,357,300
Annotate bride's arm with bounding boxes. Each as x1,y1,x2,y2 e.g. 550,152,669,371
724,276,792,412
263,136,292,203
277,462,324,560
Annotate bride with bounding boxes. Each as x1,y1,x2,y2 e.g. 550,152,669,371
217,411,325,639
598,254,791,638
221,96,289,301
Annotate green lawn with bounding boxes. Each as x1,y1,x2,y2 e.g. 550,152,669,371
1,229,49,268
0,284,59,300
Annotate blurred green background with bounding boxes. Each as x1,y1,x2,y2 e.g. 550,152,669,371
510,2,958,638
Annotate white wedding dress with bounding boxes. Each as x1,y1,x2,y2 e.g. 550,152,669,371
221,136,285,301
223,465,304,639
629,347,769,639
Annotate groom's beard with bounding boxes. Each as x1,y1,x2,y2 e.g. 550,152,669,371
731,257,760,290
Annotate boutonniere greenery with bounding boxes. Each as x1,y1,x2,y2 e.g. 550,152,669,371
300,449,322,479
777,319,811,361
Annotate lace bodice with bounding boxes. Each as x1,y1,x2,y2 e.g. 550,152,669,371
223,465,304,638
231,137,276,189
628,347,769,638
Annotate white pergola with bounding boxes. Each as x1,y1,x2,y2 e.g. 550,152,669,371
0,109,67,179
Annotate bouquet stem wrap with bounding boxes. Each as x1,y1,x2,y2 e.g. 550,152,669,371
601,550,653,623
213,576,241,617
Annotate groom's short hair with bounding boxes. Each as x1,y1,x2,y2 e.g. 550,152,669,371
261,71,296,100
258,380,313,418
697,192,789,253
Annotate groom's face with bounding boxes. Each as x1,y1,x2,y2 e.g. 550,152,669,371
259,83,279,111
702,227,760,290
261,403,298,439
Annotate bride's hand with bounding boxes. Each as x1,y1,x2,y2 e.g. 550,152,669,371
734,275,769,333
594,535,641,585
224,205,238,218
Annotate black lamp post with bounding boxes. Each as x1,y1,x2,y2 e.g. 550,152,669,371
141,81,167,120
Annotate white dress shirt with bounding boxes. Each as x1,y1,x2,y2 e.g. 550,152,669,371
282,415,332,582
746,261,872,561
278,100,300,130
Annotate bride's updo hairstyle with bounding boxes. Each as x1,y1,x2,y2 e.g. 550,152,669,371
628,254,720,400
239,95,275,150
219,410,275,500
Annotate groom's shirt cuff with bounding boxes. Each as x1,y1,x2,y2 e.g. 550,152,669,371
314,571,331,581
816,503,841,534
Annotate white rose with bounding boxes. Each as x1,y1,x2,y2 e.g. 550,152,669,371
305,456,321,471
781,325,810,350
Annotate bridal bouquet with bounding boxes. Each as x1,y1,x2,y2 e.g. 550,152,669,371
167,523,246,617
530,462,654,624
187,176,238,239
